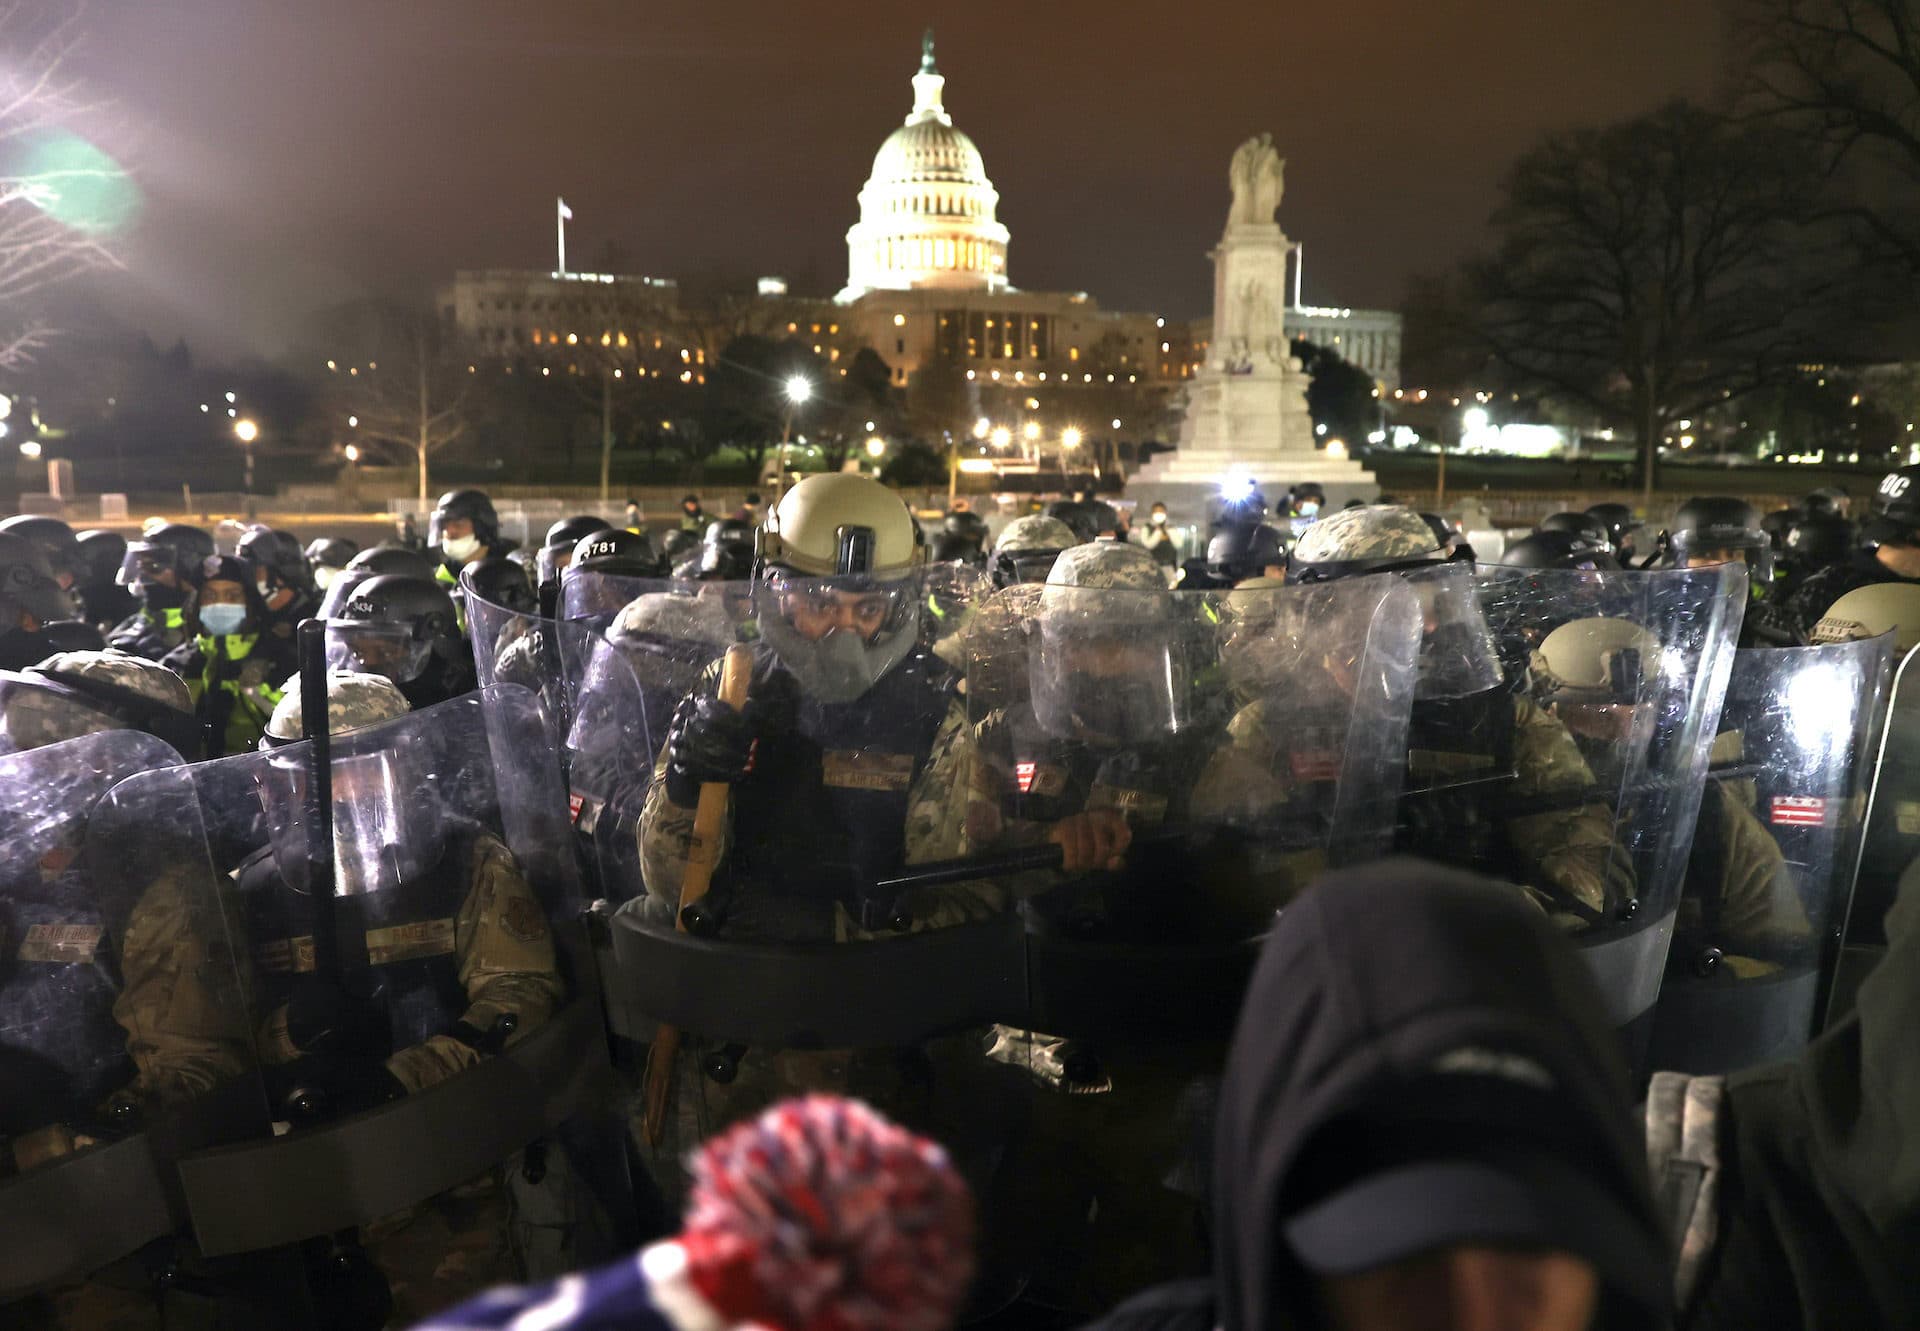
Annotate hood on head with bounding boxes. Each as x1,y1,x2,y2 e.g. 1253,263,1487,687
1210,858,1669,1331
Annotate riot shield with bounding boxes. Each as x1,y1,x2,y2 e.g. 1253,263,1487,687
1838,640,1920,1019
88,687,630,1318
553,580,752,907
1472,563,1747,1034
0,731,262,1305
1647,636,1891,1073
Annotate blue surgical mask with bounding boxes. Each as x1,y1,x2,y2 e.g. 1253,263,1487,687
199,603,248,637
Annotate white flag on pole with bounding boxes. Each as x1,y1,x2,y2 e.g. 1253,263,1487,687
558,197,573,220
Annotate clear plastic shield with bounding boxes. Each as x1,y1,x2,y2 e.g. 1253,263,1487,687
1839,640,1920,1020
76,687,625,1291
554,580,753,903
0,731,265,1302
1471,564,1748,1032
962,577,1422,989
1647,637,1892,1073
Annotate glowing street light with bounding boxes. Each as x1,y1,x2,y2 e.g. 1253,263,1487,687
1061,427,1083,450
865,436,887,459
233,418,259,444
990,426,1013,449
19,439,41,459
1462,406,1491,435
343,443,360,463
974,417,991,439
1022,422,1041,442
782,375,813,445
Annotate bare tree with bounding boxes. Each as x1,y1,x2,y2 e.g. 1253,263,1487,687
322,303,473,503
1724,0,1920,267
0,4,119,370
1432,101,1860,496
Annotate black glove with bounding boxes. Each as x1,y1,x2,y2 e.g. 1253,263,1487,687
265,1053,406,1125
663,691,757,807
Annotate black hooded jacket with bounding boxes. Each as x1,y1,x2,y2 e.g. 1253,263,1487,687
1083,859,1669,1331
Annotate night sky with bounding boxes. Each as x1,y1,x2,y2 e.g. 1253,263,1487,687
64,0,1727,358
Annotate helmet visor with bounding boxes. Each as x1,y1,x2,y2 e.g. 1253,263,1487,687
1670,530,1773,584
324,619,430,684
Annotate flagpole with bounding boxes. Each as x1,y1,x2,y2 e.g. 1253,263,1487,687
557,197,569,275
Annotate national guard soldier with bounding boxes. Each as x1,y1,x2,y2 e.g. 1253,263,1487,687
235,672,565,1322
1291,505,1638,923
0,651,255,1329
234,525,321,651
989,513,1081,589
107,524,215,662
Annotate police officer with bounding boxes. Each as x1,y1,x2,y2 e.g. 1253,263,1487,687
536,515,612,616
1777,512,1855,599
672,518,755,582
1192,520,1287,589
0,530,81,671
929,509,989,565
329,573,474,708
1499,528,1622,573
1047,492,1121,544
1584,501,1636,555
677,493,706,534
162,554,293,758
107,523,214,660
562,528,664,619
322,544,443,621
304,536,361,594
242,672,563,1320
72,529,136,631
1291,505,1635,921
1772,464,1920,643
0,515,82,600
235,525,320,650
990,514,1080,588
430,488,514,588
1664,495,1773,586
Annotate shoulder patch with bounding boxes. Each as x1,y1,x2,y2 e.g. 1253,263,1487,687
500,894,548,943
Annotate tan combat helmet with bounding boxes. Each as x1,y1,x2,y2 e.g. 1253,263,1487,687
1810,582,1920,656
1533,617,1663,703
757,473,923,579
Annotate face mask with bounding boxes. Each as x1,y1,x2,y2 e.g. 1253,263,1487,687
200,604,248,637
1151,513,1167,525
1298,501,1321,518
441,535,482,563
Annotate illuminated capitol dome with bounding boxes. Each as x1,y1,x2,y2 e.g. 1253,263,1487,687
837,31,1010,303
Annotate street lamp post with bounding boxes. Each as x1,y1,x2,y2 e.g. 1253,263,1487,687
233,418,260,497
782,375,812,446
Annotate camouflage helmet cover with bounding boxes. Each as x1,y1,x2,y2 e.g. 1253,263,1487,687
1290,505,1445,578
34,648,191,713
994,514,1079,555
264,668,411,744
1044,539,1167,592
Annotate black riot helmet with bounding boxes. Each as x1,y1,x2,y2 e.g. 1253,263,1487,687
1803,485,1849,518
1866,465,1920,548
1667,497,1770,581
0,515,80,583
1206,522,1289,584
1499,530,1621,572
303,535,359,573
661,527,700,566
538,514,613,590
1782,513,1856,570
0,531,78,628
1759,507,1799,554
331,573,462,685
943,508,989,543
1537,511,1615,552
571,527,659,578
459,555,537,615
235,525,314,595
703,517,755,551
430,488,500,548
1583,503,1635,552
119,524,216,588
345,544,438,581
73,529,128,585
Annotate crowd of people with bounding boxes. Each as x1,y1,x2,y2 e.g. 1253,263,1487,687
3,468,1920,1330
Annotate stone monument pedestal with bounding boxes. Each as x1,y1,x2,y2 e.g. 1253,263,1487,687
1125,132,1376,523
